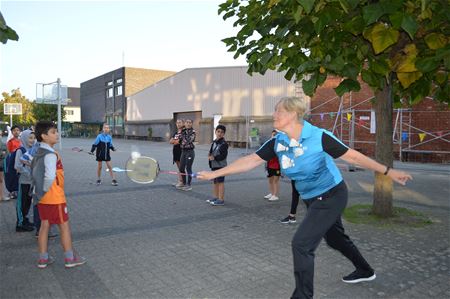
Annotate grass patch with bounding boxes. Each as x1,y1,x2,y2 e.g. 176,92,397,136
343,204,433,228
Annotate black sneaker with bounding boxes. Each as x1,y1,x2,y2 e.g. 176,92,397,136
111,180,118,186
16,225,34,232
342,269,376,283
96,180,101,186
280,215,296,224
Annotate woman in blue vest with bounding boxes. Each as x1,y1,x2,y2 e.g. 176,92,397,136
197,97,412,299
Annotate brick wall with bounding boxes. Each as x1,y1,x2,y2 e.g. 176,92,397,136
307,77,450,163
124,68,175,96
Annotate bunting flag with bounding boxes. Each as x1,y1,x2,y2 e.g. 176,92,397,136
402,132,408,141
337,111,341,116
358,119,365,126
418,133,426,142
436,131,443,137
320,113,324,121
330,112,335,118
346,113,352,121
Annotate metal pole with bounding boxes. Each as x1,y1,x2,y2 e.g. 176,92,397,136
10,114,12,127
112,73,115,136
57,78,62,150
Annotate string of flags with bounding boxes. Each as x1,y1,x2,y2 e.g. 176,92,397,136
309,112,448,143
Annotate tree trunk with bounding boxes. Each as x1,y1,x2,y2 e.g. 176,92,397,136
373,83,394,217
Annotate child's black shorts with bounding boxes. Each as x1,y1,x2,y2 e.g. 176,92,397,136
267,168,281,177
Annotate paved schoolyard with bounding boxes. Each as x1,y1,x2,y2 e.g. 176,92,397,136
0,137,449,298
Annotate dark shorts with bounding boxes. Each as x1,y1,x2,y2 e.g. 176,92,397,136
267,168,281,177
96,157,111,162
211,167,225,183
38,203,69,224
173,146,181,164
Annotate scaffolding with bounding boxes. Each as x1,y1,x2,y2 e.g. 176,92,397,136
309,94,450,163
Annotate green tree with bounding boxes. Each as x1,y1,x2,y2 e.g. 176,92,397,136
31,103,66,123
219,0,449,217
1,89,35,126
0,11,18,44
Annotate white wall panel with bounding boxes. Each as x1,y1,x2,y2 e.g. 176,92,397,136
127,66,298,121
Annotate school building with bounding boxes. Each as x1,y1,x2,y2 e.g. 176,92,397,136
79,67,176,136
125,67,449,163
126,66,303,146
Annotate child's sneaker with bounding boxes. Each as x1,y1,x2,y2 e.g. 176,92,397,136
210,199,225,206
37,256,55,269
111,179,118,186
175,182,184,188
182,185,192,191
280,215,296,224
268,195,280,201
65,254,87,268
206,198,217,203
96,180,101,186
264,193,273,199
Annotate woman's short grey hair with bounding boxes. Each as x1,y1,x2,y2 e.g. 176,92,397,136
276,97,308,120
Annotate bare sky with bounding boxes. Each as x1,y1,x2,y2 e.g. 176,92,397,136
0,0,247,99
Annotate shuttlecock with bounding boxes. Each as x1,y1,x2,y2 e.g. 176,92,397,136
131,151,141,160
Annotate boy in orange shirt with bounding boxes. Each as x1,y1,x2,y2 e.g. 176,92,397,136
32,121,86,269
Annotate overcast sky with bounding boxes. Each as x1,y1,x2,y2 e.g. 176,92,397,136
0,0,247,100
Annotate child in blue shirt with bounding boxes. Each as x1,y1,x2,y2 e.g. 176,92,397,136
90,123,117,186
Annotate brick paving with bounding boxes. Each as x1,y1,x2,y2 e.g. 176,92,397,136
1,138,449,299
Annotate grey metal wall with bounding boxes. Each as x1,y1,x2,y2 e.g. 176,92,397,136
127,66,298,121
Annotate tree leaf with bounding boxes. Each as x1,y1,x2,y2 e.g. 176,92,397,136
334,78,361,96
397,71,423,88
361,69,383,89
389,12,403,29
396,54,418,73
370,59,390,76
343,15,365,35
297,0,315,14
302,75,318,96
424,33,447,50
415,57,440,73
362,2,384,25
293,6,304,23
401,14,419,39
338,0,350,13
363,23,399,54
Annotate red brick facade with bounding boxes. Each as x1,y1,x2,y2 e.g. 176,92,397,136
307,77,450,163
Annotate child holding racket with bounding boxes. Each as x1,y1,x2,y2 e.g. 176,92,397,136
90,123,117,186
207,125,228,206
32,121,86,269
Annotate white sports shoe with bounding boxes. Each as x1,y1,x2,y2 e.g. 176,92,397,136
268,195,280,201
264,193,273,199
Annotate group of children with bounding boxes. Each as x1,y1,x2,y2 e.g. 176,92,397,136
170,120,229,206
169,121,297,218
1,122,86,269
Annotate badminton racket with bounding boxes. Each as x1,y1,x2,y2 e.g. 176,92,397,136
71,147,94,155
121,156,196,184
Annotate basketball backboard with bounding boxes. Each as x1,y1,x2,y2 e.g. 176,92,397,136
36,82,69,105
4,103,22,115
